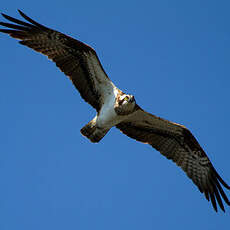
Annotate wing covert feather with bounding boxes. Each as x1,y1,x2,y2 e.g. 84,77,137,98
0,10,114,111
116,107,230,212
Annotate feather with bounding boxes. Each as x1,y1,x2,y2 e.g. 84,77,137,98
0,10,114,111
116,107,230,212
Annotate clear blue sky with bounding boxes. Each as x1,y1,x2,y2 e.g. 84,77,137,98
1,1,230,229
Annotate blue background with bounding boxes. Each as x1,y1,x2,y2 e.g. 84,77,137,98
1,1,230,229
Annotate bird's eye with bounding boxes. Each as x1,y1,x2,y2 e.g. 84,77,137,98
124,96,129,101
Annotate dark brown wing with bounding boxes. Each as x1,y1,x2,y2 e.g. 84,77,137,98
0,10,115,111
116,106,230,212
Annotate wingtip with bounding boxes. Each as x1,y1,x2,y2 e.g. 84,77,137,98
221,207,226,213
218,204,226,213
17,10,30,21
226,199,230,206
17,9,24,17
1,12,9,19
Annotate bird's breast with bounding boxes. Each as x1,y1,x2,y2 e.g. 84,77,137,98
96,89,123,128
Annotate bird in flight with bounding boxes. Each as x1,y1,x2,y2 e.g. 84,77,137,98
1,10,229,212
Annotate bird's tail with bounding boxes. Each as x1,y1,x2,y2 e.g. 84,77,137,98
80,119,110,143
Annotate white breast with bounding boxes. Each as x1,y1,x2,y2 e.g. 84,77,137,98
96,87,122,128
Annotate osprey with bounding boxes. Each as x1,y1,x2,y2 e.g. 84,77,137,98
1,10,229,212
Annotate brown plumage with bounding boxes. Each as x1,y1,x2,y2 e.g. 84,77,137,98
1,10,229,212
117,109,230,212
0,10,110,111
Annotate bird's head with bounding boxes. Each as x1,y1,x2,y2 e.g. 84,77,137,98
119,94,135,105
115,94,136,115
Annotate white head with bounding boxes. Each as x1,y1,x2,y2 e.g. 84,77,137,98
115,94,136,115
119,94,135,105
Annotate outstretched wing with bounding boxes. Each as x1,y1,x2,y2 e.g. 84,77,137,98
0,10,115,111
116,106,230,212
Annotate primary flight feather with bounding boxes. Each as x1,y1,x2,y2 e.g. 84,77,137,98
1,10,229,212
